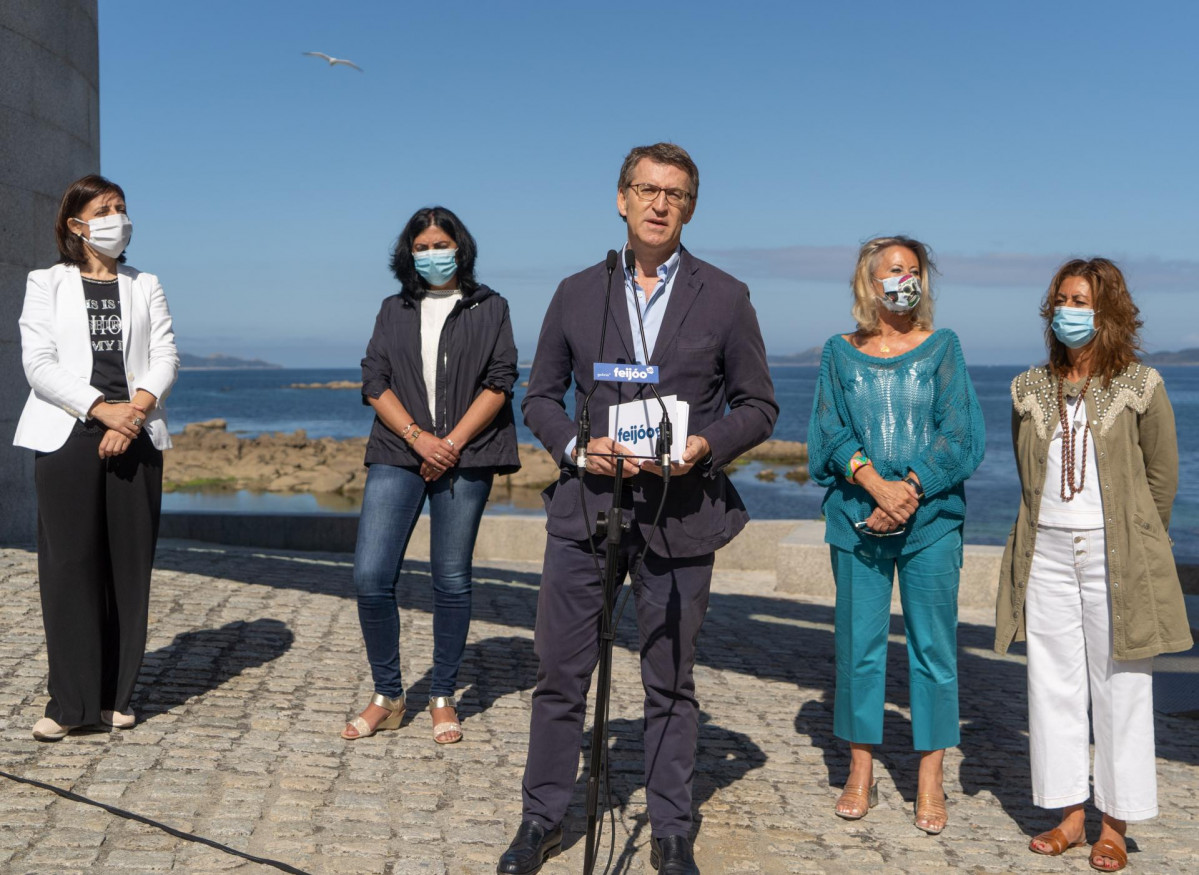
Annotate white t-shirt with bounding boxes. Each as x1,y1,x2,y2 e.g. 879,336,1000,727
1039,396,1104,529
420,289,462,426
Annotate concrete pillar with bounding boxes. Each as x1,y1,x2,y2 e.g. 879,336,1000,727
0,1,100,545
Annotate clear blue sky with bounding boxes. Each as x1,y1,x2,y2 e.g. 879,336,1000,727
97,1,1199,367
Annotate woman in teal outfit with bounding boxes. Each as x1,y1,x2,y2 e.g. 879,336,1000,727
808,236,985,834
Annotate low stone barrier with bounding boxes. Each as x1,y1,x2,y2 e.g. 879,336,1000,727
159,513,1004,606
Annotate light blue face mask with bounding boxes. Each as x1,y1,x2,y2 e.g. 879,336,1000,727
413,248,458,286
1052,307,1096,348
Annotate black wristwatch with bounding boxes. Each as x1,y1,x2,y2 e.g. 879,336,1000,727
903,473,924,499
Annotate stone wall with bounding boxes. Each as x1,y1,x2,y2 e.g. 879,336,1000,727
0,1,100,545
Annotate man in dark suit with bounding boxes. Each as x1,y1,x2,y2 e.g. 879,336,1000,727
497,143,777,875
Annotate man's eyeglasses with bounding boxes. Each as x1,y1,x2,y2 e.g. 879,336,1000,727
626,183,692,207
854,520,907,537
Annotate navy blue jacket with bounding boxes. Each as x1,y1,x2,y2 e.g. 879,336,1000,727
361,283,520,473
522,248,777,557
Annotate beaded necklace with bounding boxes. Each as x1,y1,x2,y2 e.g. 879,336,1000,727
1057,375,1092,501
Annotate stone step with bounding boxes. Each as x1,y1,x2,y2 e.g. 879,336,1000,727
774,520,1005,609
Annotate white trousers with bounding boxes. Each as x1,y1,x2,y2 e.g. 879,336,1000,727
1024,526,1158,821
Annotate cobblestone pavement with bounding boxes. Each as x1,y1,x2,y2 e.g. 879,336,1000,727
1,541,1196,875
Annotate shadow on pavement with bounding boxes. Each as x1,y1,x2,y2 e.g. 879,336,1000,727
151,544,1199,840
555,711,765,873
136,618,294,717
402,634,539,723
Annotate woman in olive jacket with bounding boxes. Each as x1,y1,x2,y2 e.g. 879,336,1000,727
995,258,1191,872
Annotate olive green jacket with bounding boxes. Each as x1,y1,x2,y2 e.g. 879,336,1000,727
994,362,1192,661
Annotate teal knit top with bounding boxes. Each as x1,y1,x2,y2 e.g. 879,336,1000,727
807,328,986,556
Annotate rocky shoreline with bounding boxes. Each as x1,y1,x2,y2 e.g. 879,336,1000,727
164,420,808,499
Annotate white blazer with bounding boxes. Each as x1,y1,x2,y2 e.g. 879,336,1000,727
14,262,179,453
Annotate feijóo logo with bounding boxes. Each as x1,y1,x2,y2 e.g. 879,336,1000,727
593,363,660,384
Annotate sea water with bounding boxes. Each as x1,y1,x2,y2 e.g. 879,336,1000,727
163,365,1199,562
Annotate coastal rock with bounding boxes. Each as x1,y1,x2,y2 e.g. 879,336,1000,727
165,425,371,496
289,380,363,390
268,469,351,493
182,418,229,434
163,429,807,501
738,440,808,463
501,444,559,489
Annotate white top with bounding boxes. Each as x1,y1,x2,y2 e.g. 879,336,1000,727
1039,396,1105,529
419,289,461,426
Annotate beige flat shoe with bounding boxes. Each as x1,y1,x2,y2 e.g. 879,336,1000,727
834,781,878,820
341,692,406,740
429,695,462,744
101,710,136,729
32,717,75,741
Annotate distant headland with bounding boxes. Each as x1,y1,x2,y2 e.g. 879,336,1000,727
768,347,822,366
1142,348,1199,366
766,347,1199,366
179,353,282,370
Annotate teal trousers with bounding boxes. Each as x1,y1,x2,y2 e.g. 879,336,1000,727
830,528,962,751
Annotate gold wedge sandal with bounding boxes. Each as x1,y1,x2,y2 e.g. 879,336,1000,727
429,695,462,744
834,781,878,820
341,692,406,740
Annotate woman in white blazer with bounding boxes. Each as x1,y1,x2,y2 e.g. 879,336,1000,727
14,175,178,741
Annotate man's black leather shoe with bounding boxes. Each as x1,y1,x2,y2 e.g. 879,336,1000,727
650,835,699,874
496,820,563,874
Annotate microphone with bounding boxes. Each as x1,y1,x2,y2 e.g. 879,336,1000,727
626,249,672,479
577,250,621,474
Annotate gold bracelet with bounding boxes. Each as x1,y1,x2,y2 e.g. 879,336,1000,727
406,426,422,445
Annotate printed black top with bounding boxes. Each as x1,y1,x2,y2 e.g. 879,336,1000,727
83,278,127,400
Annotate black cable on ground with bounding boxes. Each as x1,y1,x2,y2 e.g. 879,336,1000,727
0,767,310,874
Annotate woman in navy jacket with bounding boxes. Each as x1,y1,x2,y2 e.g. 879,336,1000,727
15,175,179,740
342,206,520,744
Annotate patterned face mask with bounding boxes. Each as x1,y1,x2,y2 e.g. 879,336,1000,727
877,273,922,313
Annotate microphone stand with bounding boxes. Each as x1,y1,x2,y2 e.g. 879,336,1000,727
580,248,625,875
582,446,629,875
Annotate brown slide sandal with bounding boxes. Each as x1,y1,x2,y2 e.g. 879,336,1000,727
1089,837,1128,872
1029,827,1085,856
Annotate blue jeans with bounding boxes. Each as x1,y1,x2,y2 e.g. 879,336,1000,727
353,464,493,699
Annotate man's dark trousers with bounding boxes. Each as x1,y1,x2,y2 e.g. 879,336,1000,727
521,526,714,838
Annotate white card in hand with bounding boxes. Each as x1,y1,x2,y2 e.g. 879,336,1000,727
607,394,689,461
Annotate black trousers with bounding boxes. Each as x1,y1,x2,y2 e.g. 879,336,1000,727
34,422,163,725
521,529,714,838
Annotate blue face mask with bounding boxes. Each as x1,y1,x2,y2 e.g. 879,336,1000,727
413,249,458,286
1052,307,1096,349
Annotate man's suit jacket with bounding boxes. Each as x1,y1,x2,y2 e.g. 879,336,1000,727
14,262,179,453
522,247,778,558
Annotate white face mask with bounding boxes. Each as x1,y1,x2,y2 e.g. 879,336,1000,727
72,213,133,259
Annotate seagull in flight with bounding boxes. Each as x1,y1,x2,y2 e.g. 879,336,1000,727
302,51,363,72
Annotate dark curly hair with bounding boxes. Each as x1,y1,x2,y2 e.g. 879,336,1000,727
389,206,478,296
